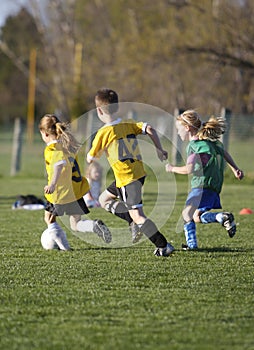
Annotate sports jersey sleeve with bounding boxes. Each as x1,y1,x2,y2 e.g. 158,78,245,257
137,121,147,134
87,129,105,161
186,153,196,165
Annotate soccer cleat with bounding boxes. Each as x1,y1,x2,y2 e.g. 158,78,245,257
129,222,143,244
221,212,236,238
181,244,198,251
153,242,175,257
93,220,112,243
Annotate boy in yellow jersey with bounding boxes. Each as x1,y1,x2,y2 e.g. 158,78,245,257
87,88,174,257
39,114,112,250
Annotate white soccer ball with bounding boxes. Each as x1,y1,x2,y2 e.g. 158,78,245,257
41,229,58,250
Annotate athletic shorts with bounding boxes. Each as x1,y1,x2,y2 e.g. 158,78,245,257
45,197,90,216
185,188,222,212
107,177,146,210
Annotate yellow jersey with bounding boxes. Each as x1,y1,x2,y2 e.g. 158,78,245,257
88,118,147,187
44,141,89,204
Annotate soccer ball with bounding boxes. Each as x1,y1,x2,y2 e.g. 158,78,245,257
41,229,58,250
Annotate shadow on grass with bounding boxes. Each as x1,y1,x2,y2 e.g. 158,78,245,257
71,245,149,252
70,245,253,253
187,246,251,253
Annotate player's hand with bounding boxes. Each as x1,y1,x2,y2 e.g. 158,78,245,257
157,149,168,162
165,163,173,172
236,169,244,180
44,184,56,194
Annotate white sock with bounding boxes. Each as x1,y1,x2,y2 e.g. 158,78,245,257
215,213,224,224
48,222,60,230
54,230,70,251
46,223,70,250
76,219,94,232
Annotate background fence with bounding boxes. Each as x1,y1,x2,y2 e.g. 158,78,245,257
1,107,254,179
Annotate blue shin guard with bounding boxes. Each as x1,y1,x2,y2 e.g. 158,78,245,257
200,212,222,224
184,221,198,249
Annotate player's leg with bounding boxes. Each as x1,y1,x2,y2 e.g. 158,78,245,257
194,209,221,224
69,214,111,243
43,207,70,251
123,179,174,255
44,209,56,225
194,188,236,238
199,211,236,237
99,183,133,224
193,209,202,223
67,198,112,243
115,178,144,243
128,207,160,243
182,205,198,250
128,207,174,256
70,214,94,231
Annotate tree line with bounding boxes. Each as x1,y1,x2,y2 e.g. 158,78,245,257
0,0,254,126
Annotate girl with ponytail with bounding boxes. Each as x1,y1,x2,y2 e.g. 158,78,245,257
39,114,111,250
165,109,244,250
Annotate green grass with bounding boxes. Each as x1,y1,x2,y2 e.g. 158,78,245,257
1,178,254,350
1,132,254,349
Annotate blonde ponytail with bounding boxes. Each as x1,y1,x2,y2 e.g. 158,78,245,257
197,116,226,141
177,110,226,142
39,114,80,154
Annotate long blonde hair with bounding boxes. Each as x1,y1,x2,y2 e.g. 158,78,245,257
39,114,80,154
177,109,226,141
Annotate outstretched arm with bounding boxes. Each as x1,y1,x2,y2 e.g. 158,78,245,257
224,150,244,180
165,162,193,175
165,153,195,175
145,124,168,161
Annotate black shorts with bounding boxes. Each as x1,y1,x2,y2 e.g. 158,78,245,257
107,177,145,210
45,197,90,216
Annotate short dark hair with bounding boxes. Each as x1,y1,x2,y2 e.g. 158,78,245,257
95,88,119,114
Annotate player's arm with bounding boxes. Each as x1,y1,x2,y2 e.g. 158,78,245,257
87,131,104,164
87,151,104,164
145,124,168,161
165,153,194,175
86,154,93,164
44,161,65,194
165,163,193,174
224,150,244,180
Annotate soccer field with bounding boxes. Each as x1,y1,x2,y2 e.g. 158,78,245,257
0,132,254,349
1,178,254,349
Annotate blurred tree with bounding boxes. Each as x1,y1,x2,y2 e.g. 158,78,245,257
0,8,47,124
71,0,254,115
177,0,254,114
0,0,254,127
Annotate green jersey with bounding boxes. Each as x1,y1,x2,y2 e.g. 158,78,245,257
186,139,224,193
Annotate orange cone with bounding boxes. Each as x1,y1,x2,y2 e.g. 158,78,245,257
239,208,253,215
